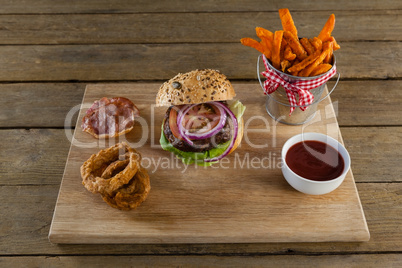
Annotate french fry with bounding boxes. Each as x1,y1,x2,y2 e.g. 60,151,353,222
279,8,298,39
240,37,266,54
318,14,335,42
281,60,291,72
327,36,341,50
287,50,320,73
271,30,284,70
309,37,322,52
256,27,274,58
289,59,300,76
284,45,296,61
261,43,272,59
323,41,333,64
310,63,333,76
280,38,288,62
283,31,307,60
300,38,315,55
298,47,331,77
240,9,340,77
322,40,332,51
256,27,274,45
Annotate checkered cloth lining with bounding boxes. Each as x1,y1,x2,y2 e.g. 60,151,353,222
261,54,337,115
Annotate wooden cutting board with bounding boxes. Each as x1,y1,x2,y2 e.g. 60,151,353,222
49,83,370,244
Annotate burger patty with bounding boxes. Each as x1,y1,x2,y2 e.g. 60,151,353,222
163,106,232,152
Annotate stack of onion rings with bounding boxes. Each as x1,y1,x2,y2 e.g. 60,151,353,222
81,142,150,210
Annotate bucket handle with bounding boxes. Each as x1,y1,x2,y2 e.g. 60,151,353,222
257,55,341,106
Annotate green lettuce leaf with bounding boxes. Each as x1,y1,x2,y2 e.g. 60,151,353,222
228,99,246,119
160,100,246,166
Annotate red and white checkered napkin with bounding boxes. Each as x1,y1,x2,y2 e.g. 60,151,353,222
261,54,337,115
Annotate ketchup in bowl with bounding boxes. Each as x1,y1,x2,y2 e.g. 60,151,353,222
285,140,344,181
281,133,351,195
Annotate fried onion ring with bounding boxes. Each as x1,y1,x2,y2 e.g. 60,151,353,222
81,142,141,196
101,167,151,211
101,159,129,180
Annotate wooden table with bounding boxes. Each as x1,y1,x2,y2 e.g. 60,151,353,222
1,1,401,266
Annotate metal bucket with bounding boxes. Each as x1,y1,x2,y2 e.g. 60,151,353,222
257,55,340,125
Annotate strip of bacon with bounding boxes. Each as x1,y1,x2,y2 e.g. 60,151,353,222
82,97,139,138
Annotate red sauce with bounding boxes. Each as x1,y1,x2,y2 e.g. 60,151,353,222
285,140,344,181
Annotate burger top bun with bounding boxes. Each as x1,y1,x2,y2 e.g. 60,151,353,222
156,69,236,107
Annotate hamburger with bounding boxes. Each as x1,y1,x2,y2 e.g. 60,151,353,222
156,69,246,166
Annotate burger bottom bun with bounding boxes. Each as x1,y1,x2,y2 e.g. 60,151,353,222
228,117,244,155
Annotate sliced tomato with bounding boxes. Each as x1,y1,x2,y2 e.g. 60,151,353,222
182,103,221,134
169,103,223,140
169,106,182,139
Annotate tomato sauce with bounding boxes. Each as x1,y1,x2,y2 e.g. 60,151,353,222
285,140,344,181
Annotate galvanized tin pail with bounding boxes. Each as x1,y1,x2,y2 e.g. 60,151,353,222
257,55,340,125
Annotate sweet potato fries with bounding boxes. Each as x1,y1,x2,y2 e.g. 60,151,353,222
241,8,340,77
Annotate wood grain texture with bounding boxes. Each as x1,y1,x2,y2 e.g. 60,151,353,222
0,83,85,128
0,0,400,14
0,42,398,82
1,255,401,267
0,183,399,254
0,129,70,186
342,127,402,182
331,80,402,126
1,81,401,128
48,83,369,244
0,11,400,45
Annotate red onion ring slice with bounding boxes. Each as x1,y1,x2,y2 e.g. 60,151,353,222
177,104,195,145
204,102,238,163
185,103,227,140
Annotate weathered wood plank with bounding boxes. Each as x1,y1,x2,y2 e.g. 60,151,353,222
0,183,400,254
0,0,400,14
0,83,85,128
0,11,399,45
1,81,400,128
0,42,399,82
0,129,70,186
0,255,401,267
341,127,402,183
330,80,402,126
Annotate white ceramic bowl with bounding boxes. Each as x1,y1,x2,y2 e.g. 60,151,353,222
281,132,351,195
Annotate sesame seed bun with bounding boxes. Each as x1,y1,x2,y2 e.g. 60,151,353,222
156,69,236,107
